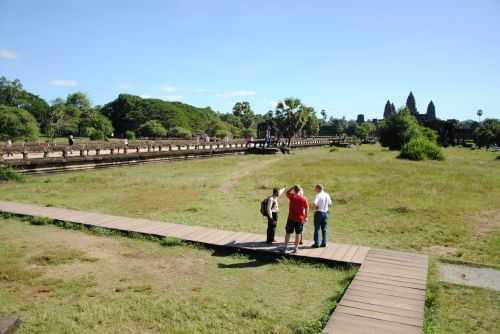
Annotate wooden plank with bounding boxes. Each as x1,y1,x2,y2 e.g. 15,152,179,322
355,271,427,285
349,281,426,298
364,257,428,269
354,275,427,290
351,246,370,264
330,244,351,261
339,300,424,320
324,313,422,334
347,284,425,302
335,305,422,327
366,253,428,265
318,244,342,260
341,245,359,263
344,290,424,308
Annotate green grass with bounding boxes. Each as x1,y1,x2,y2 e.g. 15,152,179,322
424,259,500,334
0,217,355,334
0,145,498,266
1,145,499,332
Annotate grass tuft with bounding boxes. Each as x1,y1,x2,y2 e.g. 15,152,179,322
0,165,24,182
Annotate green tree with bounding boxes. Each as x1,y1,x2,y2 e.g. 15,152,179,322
274,98,311,146
168,126,192,139
378,108,422,150
0,76,23,106
66,92,92,110
138,120,167,138
232,101,255,135
328,117,348,135
474,119,500,148
477,109,483,122
0,77,50,132
355,122,375,141
304,110,320,136
0,105,40,141
406,91,418,116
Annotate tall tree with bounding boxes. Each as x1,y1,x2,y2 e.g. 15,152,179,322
232,101,255,136
406,91,418,116
477,109,483,122
274,98,311,146
426,100,436,120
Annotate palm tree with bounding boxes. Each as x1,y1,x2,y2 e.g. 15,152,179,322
275,98,311,147
477,109,483,122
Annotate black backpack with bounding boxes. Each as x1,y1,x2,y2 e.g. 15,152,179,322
260,198,270,217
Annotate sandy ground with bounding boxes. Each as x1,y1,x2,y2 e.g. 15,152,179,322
439,263,500,291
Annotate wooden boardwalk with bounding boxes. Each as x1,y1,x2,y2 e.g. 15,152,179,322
0,201,428,334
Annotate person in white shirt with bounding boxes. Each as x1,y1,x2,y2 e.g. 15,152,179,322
312,184,333,248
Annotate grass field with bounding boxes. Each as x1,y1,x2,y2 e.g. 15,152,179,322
0,217,355,334
0,145,498,266
1,144,499,333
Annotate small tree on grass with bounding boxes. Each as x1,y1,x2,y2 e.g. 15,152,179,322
379,108,444,160
474,119,500,148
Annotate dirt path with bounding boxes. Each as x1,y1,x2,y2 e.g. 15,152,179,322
219,157,280,192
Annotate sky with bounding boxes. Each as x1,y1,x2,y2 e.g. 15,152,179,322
1,0,499,120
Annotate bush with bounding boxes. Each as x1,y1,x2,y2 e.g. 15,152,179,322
0,105,40,141
474,119,500,148
378,109,420,150
125,130,136,140
0,165,24,182
168,126,192,139
138,120,167,138
87,128,106,141
79,112,114,138
399,136,444,161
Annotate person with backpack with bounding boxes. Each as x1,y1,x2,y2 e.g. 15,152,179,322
283,185,309,253
261,187,286,244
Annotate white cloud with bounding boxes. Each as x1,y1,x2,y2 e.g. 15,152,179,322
49,79,78,87
270,101,278,108
163,95,183,101
160,85,177,93
140,94,151,99
217,90,257,97
0,49,17,60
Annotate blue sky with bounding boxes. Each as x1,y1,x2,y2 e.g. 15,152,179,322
1,0,499,120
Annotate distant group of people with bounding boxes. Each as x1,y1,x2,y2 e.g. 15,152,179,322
263,184,332,253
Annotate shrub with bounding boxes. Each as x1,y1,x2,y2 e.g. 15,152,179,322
168,126,192,139
87,128,106,141
378,108,420,150
138,120,167,138
0,165,24,182
474,119,500,148
29,216,53,225
125,130,136,140
0,105,40,141
399,136,444,161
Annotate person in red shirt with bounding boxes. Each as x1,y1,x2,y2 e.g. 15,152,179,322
283,185,309,253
